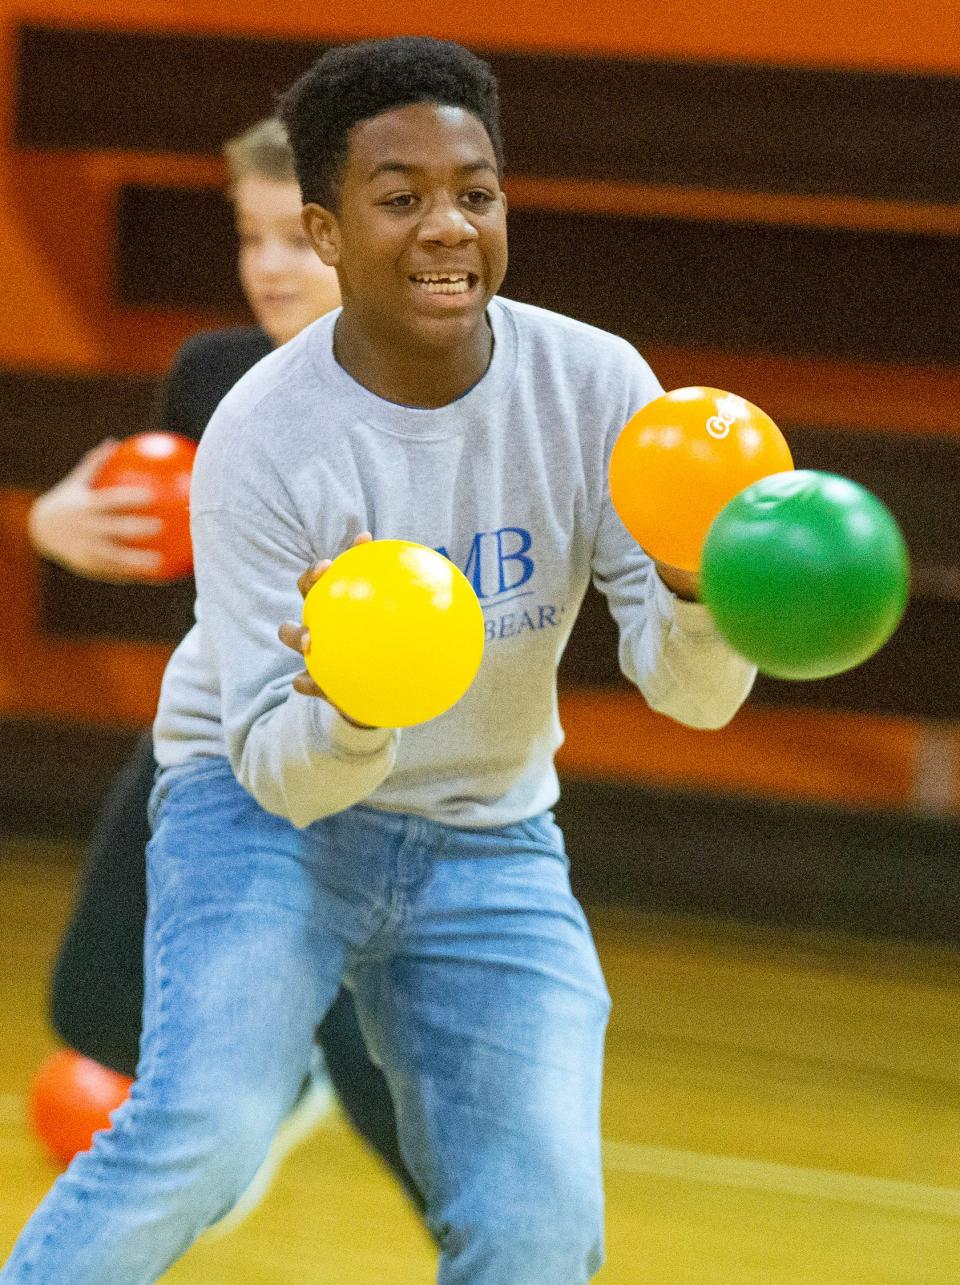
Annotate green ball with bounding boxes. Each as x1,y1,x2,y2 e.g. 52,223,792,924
701,470,910,680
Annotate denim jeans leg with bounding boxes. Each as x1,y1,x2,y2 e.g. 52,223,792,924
1,759,348,1285
348,813,612,1285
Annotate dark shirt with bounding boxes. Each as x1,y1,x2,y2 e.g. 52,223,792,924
156,328,273,444
41,327,274,643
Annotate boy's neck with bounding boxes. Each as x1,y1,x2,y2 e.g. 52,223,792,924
333,312,493,409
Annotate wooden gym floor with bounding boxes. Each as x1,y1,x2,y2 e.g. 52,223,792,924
1,832,958,1283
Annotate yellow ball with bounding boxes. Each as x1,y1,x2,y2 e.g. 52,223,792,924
302,539,485,728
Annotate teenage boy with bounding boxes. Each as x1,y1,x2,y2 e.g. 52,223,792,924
3,36,754,1284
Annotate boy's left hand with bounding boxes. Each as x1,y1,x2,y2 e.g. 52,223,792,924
654,561,701,602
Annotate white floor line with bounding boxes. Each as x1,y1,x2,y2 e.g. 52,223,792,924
602,1139,960,1218
3,1087,957,1219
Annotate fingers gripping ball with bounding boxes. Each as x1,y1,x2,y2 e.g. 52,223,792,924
30,1050,133,1166
701,470,910,680
92,431,198,581
302,540,485,727
609,387,794,571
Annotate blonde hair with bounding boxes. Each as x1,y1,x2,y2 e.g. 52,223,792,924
223,117,297,188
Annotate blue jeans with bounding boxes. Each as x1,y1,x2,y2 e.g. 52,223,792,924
2,758,611,1284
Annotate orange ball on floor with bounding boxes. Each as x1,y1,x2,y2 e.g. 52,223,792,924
29,1050,133,1166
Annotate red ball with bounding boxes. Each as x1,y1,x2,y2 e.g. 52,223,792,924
92,431,197,581
29,1050,133,1166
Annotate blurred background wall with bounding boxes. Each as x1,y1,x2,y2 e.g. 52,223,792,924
1,0,958,939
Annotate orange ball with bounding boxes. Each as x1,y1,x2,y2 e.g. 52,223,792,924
29,1050,133,1166
609,387,793,571
92,431,197,581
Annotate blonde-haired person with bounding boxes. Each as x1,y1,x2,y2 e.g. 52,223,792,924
28,117,422,1230
30,118,340,580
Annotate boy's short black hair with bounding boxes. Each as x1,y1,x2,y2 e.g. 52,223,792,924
278,36,503,211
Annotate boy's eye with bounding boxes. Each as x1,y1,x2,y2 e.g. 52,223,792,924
384,193,417,208
465,190,494,205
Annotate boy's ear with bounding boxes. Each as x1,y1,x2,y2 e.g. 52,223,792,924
302,204,340,266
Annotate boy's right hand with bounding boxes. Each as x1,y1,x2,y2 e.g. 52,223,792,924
278,531,377,727
27,440,165,583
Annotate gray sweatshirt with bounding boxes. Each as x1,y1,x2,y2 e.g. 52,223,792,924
153,298,756,829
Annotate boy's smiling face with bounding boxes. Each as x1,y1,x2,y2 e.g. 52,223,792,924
303,101,508,358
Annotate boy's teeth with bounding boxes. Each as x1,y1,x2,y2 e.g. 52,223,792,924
421,282,469,294
413,273,471,295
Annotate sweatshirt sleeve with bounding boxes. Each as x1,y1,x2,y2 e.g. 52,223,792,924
590,355,757,730
189,444,399,829
592,510,756,727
